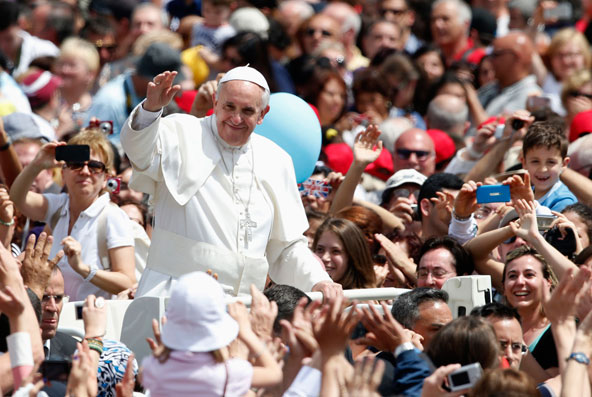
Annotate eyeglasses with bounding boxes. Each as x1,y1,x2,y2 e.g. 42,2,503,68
417,268,452,279
42,294,65,305
392,188,420,200
396,148,433,161
64,160,106,174
380,7,407,16
503,236,517,244
94,39,117,53
568,91,592,100
305,28,333,37
499,340,527,354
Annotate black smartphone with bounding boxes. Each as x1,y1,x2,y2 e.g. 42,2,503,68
55,145,90,162
75,302,84,320
40,359,72,382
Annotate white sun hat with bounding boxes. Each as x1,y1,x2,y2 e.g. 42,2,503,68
160,271,239,352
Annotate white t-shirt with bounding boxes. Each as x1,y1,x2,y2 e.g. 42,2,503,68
43,193,134,301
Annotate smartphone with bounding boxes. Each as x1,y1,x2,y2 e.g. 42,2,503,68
55,145,90,162
527,96,551,111
476,185,511,204
544,2,572,21
494,124,505,139
492,169,528,182
40,359,72,382
298,179,332,198
536,215,557,231
75,302,84,320
448,362,483,392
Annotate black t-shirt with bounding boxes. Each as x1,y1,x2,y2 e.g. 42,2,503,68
531,326,559,370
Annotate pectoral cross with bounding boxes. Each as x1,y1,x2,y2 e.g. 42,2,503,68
240,211,257,249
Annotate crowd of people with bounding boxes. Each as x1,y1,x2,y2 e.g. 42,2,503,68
2,0,592,395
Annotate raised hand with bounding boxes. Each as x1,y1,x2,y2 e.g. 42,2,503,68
356,302,417,352
21,232,63,298
454,181,481,219
143,71,181,112
353,125,382,166
313,296,359,358
249,284,278,341
31,142,66,171
503,173,535,206
509,199,538,241
0,185,14,225
61,236,84,275
543,265,592,324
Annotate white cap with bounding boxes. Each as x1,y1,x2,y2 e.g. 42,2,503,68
219,65,270,92
382,169,427,204
160,272,238,352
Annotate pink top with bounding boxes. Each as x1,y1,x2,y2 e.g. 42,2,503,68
142,351,253,397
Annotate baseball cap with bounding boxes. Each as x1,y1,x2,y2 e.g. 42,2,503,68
382,168,426,203
136,42,185,84
569,110,592,143
160,272,238,352
229,7,270,40
20,70,62,109
426,129,456,165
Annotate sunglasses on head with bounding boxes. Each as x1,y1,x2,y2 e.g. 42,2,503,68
305,28,333,37
396,148,432,160
64,160,106,174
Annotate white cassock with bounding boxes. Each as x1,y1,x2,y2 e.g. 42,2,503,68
120,103,331,297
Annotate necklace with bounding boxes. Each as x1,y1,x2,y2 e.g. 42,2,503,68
212,130,257,249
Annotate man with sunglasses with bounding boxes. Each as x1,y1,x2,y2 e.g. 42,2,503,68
379,0,423,54
393,128,436,177
40,268,77,360
120,66,339,299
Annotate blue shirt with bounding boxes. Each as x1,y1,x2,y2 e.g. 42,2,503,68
537,180,577,212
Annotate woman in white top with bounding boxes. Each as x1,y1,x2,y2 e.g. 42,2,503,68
10,127,135,300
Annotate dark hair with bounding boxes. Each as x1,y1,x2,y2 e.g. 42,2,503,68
300,67,347,124
46,1,76,45
563,203,592,245
0,1,20,31
470,302,522,324
118,198,148,227
352,67,391,113
418,236,474,276
80,15,117,39
426,316,500,369
522,121,568,159
417,173,464,221
222,32,278,93
264,284,311,335
390,287,449,329
430,71,466,100
312,217,376,289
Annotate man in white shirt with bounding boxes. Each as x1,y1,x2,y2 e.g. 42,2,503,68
120,66,340,298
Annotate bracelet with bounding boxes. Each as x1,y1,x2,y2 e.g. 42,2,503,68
567,352,590,365
0,141,10,151
84,267,97,282
0,218,14,227
452,210,471,221
467,145,483,160
85,337,104,355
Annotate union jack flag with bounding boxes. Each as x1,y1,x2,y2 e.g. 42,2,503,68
299,179,331,198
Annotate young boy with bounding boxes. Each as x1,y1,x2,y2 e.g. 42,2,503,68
190,0,235,55
522,122,577,212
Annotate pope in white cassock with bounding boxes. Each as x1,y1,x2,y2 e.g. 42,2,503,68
120,66,341,297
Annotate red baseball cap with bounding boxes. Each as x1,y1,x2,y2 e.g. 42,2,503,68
426,129,456,164
20,70,62,109
570,110,592,142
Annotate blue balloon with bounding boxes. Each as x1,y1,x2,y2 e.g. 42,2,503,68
255,93,321,183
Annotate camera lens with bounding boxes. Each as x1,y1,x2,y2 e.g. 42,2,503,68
511,119,525,131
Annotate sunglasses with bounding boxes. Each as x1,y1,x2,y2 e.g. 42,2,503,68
568,91,592,100
64,160,106,174
42,294,65,305
396,148,432,160
305,28,333,37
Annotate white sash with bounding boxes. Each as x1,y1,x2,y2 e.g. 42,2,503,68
144,227,269,296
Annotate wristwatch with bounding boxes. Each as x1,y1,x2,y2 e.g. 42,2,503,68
567,352,590,365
